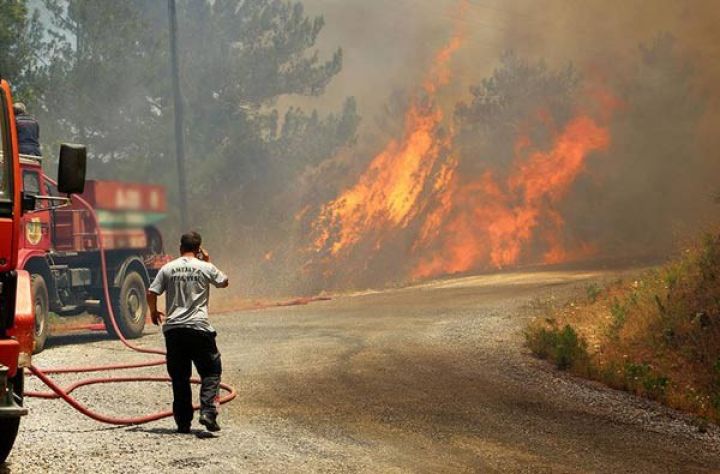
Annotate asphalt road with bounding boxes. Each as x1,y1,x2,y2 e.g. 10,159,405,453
3,269,720,473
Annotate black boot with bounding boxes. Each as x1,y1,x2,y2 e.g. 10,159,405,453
199,413,221,432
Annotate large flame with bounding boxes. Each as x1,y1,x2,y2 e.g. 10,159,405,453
311,32,463,256
309,8,616,284
412,114,610,279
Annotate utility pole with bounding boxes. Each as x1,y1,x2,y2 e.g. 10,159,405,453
168,0,188,230
75,15,85,145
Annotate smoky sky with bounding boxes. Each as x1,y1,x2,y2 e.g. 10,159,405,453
293,0,720,119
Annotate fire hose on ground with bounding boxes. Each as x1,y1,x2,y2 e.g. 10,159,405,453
23,181,237,425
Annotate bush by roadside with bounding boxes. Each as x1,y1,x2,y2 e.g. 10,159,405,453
526,233,720,424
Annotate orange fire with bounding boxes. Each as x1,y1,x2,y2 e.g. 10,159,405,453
311,31,463,257
309,6,616,283
412,114,611,279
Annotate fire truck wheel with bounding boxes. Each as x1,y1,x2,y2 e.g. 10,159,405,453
0,370,23,464
31,275,50,354
105,271,147,339
0,417,20,464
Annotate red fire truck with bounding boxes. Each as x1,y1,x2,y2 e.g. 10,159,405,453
1,77,87,463
19,156,170,353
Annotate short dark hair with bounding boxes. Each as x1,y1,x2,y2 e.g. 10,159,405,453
180,231,202,253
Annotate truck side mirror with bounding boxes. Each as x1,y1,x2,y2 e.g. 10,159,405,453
57,143,87,194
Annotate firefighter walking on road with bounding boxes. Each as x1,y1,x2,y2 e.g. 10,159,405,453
146,231,229,433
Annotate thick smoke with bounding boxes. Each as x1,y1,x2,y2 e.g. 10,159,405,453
24,1,720,297
490,0,720,256
287,0,720,291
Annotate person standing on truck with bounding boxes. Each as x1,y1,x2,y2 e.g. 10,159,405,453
12,102,41,157
146,231,229,433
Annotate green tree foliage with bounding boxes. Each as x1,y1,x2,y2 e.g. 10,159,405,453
454,52,579,172
262,97,359,234
170,0,357,250
175,0,345,182
180,0,341,108
0,0,359,283
271,97,358,179
29,0,357,238
0,0,45,101
41,0,170,165
456,52,578,131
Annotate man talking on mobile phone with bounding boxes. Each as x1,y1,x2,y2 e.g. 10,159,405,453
146,231,229,433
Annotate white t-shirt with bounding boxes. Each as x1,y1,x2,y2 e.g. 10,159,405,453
148,256,228,333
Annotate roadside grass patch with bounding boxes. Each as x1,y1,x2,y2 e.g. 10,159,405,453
586,283,602,303
607,298,627,339
622,362,670,400
526,232,720,424
525,320,592,376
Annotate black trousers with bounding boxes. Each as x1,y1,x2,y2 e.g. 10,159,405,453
164,328,223,427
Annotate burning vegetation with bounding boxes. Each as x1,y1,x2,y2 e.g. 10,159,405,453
295,14,717,292
309,38,615,282
4,0,720,295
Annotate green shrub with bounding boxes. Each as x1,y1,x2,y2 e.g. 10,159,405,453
625,361,651,379
642,374,669,397
711,393,720,412
525,326,558,360
607,299,627,339
526,323,590,372
664,263,681,290
586,283,602,303
555,325,583,370
698,234,720,281
624,362,670,400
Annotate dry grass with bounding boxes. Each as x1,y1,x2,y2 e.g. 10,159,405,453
526,233,720,424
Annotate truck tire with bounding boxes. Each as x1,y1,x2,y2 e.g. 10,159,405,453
0,370,23,464
0,417,20,464
31,275,50,354
103,271,146,339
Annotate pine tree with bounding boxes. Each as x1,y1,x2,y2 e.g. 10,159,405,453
0,0,46,103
